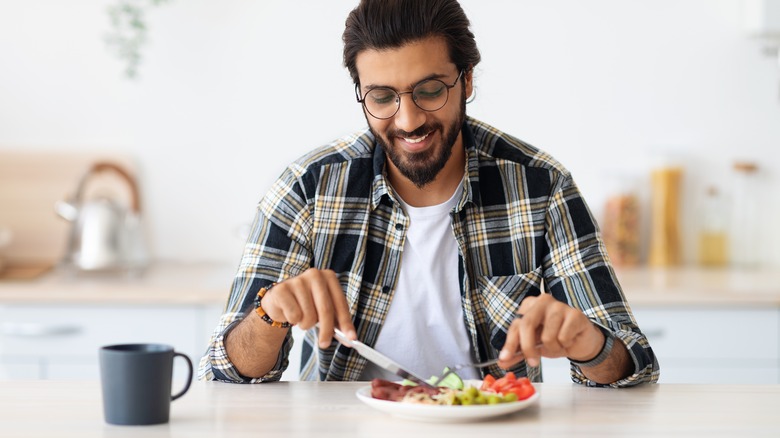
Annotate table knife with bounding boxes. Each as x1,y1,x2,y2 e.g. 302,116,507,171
331,327,436,389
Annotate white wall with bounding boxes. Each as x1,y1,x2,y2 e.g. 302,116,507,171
2,0,779,267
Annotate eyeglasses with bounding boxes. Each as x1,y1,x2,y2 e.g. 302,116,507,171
356,70,464,120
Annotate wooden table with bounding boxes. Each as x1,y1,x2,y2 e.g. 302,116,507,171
1,381,778,437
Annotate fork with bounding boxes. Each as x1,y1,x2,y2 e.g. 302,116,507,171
429,350,533,387
429,357,504,387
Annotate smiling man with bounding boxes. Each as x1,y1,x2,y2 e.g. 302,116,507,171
199,0,659,388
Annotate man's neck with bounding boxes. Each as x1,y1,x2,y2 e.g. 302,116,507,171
387,142,466,207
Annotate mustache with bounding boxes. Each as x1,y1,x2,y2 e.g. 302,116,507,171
389,123,440,138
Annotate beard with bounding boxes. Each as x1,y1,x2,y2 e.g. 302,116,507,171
369,95,466,189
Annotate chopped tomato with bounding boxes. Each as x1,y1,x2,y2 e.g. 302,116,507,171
481,373,536,401
480,374,496,391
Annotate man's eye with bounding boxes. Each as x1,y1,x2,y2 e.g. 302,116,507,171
414,82,445,99
368,89,396,105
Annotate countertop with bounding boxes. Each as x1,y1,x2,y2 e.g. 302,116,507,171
0,380,777,437
1,262,779,307
0,262,235,305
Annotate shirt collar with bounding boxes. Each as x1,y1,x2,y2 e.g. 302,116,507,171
368,118,483,211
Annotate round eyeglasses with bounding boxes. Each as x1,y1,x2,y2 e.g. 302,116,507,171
356,70,464,120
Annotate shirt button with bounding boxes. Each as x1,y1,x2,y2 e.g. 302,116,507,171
382,286,391,294
395,223,403,230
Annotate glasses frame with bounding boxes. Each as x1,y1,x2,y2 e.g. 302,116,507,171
355,70,464,120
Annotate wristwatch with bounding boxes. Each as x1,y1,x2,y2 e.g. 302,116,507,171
568,324,615,368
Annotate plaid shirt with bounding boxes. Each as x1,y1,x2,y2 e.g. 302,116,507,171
199,116,659,387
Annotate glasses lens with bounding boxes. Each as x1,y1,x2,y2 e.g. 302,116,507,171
364,88,398,119
412,80,449,111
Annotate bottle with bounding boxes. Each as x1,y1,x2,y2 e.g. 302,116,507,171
698,186,728,266
730,161,760,267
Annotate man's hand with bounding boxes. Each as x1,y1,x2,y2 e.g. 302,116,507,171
225,268,357,378
498,293,604,368
260,268,357,348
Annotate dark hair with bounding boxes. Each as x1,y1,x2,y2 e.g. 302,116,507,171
342,0,481,85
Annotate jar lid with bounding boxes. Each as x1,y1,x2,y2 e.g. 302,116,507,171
733,161,758,173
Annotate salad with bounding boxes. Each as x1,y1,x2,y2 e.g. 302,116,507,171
370,369,535,406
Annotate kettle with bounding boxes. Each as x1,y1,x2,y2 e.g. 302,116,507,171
55,162,148,272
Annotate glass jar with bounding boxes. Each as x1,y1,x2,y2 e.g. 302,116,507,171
601,179,641,267
698,185,728,266
648,166,683,267
730,161,759,267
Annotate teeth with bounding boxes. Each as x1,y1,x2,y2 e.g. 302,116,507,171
403,133,429,144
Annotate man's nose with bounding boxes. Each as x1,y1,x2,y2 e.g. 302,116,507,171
393,93,427,132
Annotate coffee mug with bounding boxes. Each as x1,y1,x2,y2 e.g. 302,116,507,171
99,343,193,425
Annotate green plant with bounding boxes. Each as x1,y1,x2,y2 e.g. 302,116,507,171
104,0,170,79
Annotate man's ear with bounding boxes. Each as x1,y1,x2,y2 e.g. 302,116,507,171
465,66,474,101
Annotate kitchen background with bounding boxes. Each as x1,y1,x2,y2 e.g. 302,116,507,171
2,0,779,268
1,0,780,383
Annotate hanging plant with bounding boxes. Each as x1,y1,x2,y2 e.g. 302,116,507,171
104,0,170,79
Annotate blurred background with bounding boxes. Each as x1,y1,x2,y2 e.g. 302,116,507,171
2,0,779,268
1,0,779,383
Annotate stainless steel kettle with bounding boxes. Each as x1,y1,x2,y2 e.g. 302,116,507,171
55,162,148,272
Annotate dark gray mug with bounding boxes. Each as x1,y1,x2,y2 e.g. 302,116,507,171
99,343,193,425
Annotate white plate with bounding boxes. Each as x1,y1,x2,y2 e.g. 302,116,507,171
355,380,539,422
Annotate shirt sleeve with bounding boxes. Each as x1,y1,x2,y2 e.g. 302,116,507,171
543,173,660,387
198,169,313,383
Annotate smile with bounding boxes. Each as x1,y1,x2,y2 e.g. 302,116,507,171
402,132,429,144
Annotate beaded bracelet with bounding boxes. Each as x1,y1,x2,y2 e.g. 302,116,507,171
254,283,292,329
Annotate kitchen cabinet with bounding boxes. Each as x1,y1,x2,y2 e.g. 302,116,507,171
542,267,780,384
0,303,222,380
0,263,231,381
630,306,779,384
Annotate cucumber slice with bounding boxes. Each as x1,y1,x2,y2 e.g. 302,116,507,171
428,367,464,389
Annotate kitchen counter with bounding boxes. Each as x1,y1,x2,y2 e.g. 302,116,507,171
614,266,780,307
1,262,779,307
0,380,777,437
0,262,235,305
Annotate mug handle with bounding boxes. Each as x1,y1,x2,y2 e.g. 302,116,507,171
171,351,193,401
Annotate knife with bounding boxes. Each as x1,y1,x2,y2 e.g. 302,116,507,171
331,327,437,389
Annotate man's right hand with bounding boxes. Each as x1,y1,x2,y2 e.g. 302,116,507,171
260,268,357,348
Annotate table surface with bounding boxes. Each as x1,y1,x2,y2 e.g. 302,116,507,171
1,381,778,437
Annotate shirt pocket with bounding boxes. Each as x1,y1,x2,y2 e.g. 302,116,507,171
475,268,543,351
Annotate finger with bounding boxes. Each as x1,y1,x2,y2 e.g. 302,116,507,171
540,310,565,357
519,311,542,367
324,270,357,340
498,318,523,368
308,272,337,348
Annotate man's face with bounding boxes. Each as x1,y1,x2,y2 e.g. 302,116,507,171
355,36,473,188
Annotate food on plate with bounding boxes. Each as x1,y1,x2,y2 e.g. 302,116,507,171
480,372,535,401
370,371,535,406
401,367,464,390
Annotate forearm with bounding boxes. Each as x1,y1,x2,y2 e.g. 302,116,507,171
577,335,633,385
225,311,290,378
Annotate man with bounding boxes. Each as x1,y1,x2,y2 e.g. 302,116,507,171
199,0,659,387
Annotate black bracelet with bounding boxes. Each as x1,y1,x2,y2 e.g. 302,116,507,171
254,283,292,329
569,325,615,368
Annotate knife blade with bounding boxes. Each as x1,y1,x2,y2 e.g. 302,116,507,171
331,327,436,389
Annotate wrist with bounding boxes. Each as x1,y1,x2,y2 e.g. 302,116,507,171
254,283,292,329
568,324,614,368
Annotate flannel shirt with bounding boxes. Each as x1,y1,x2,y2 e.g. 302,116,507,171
198,116,660,387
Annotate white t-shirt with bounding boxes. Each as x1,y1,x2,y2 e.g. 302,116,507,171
359,185,479,381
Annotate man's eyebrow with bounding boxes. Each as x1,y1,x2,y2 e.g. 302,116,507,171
362,72,449,91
